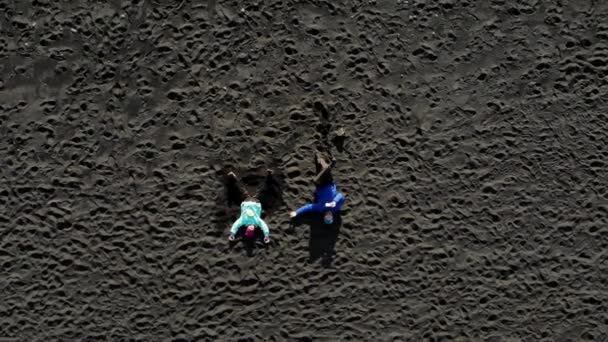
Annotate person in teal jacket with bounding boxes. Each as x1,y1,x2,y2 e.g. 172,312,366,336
227,170,273,243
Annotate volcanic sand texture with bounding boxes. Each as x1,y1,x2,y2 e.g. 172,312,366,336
2,0,608,340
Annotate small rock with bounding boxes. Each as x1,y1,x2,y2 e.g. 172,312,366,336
237,52,250,63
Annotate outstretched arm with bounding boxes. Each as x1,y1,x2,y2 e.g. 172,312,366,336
295,203,325,216
333,192,345,210
229,217,243,235
257,218,270,237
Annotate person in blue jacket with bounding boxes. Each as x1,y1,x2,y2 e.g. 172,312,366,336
289,151,344,224
227,170,274,243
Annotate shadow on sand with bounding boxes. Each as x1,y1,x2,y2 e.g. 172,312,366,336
291,212,341,267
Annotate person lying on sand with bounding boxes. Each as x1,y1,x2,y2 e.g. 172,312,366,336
289,151,344,224
227,171,272,244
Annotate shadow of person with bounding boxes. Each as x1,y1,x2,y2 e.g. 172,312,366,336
291,212,341,267
332,133,346,153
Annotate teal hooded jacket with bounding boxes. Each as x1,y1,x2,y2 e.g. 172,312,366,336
230,201,270,237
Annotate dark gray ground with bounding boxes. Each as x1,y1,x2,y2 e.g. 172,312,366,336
2,0,608,341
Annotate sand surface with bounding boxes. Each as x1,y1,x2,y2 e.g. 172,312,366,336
2,0,608,341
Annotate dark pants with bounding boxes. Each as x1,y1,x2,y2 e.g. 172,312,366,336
227,172,277,209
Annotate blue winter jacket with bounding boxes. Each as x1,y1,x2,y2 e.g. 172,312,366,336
295,183,344,216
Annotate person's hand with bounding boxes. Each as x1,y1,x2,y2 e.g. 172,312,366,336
264,236,270,244
228,234,235,241
325,201,336,208
289,211,297,218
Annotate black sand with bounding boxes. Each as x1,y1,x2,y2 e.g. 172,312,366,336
2,0,608,340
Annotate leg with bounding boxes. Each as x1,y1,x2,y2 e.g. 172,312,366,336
255,170,279,210
226,172,250,204
313,152,333,187
314,151,330,174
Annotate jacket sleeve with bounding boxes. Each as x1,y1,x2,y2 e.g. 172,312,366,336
230,217,242,235
257,218,270,237
295,203,325,216
333,192,345,211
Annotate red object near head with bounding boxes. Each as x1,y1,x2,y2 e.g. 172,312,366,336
245,225,256,238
